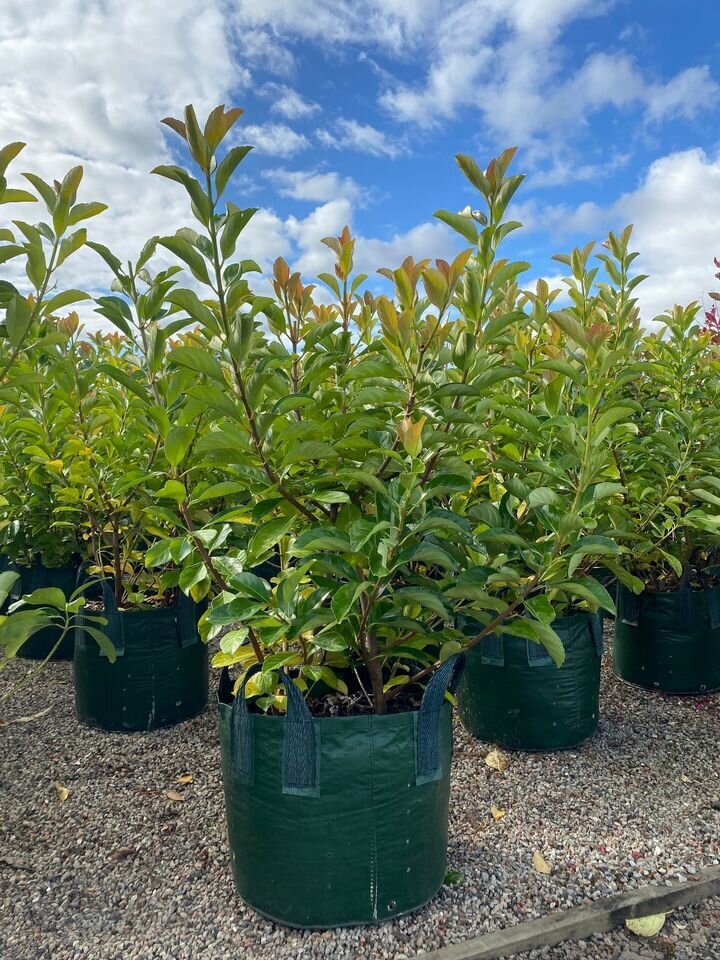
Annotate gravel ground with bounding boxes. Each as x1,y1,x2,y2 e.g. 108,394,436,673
1,634,719,960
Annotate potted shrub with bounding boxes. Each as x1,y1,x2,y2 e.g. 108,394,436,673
611,301,720,692
447,232,641,750
44,249,212,731
143,105,619,927
0,148,105,659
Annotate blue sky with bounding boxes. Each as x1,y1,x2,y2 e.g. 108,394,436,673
2,1,720,323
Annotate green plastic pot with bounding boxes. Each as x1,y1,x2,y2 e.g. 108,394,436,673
11,561,79,661
74,587,208,731
614,582,720,693
217,655,464,929
457,612,603,751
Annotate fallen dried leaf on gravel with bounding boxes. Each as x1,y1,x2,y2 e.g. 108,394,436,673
485,749,508,771
626,913,666,936
532,851,552,875
52,782,70,803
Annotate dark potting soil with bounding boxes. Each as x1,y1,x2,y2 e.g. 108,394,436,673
642,548,720,593
305,687,423,717
83,594,177,613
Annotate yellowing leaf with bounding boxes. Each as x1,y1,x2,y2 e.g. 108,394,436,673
490,804,506,821
177,773,193,785
53,782,70,803
532,851,552,875
626,914,666,937
485,749,509,772
397,415,426,458
165,790,185,802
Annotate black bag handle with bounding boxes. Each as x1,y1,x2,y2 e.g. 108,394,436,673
415,652,465,784
589,611,604,656
616,582,640,626
93,578,124,658
698,569,720,630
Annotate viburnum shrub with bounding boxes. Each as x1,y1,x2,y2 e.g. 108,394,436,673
611,302,720,589
0,316,85,568
128,104,621,715
0,147,113,666
48,244,219,609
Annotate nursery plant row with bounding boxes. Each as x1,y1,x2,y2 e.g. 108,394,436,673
1,104,719,929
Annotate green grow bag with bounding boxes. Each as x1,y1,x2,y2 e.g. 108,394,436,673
218,655,464,929
457,613,603,751
12,562,79,661
74,587,208,731
614,582,720,693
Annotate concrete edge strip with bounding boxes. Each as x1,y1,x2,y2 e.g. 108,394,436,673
419,865,720,960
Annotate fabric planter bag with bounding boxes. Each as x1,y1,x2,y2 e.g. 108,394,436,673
74,585,208,731
456,612,603,751
217,654,464,929
614,580,720,693
12,561,79,661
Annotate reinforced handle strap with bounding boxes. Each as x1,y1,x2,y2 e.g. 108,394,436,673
415,652,465,784
229,665,319,795
698,570,720,631
97,578,125,658
616,582,640,626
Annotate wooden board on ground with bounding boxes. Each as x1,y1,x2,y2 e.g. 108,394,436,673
420,865,720,960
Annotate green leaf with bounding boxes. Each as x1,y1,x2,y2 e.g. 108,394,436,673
156,480,187,503
5,295,32,346
17,587,67,610
503,618,565,667
292,528,351,555
526,487,559,509
192,481,247,502
556,577,616,615
80,624,117,663
331,581,371,622
159,235,211,284
0,571,20,607
248,517,294,562
216,145,253,197
228,572,271,603
42,289,91,316
433,209,479,244
392,587,450,619
169,346,226,384
282,441,338,467
164,426,194,467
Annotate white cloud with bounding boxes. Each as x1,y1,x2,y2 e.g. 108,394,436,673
261,83,321,120
378,1,719,151
614,149,720,320
263,167,362,203
0,0,237,326
317,118,403,158
514,149,720,323
228,0,436,53
241,123,310,157
644,66,717,123
234,29,296,77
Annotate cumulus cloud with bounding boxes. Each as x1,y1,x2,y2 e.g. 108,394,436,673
263,167,362,203
240,123,310,157
513,149,720,323
317,119,403,158
378,1,718,157
260,83,321,120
